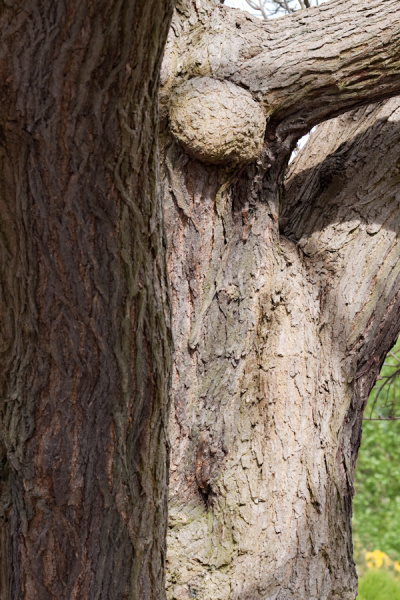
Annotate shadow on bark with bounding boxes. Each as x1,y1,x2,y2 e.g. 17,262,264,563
281,106,400,524
281,116,400,240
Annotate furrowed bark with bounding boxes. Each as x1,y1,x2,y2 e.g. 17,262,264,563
161,2,400,599
163,132,360,600
0,1,173,598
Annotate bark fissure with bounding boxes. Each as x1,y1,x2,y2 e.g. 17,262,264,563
0,1,174,598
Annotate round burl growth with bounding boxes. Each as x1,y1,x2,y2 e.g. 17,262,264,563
169,77,266,165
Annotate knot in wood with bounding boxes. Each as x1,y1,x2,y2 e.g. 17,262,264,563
169,77,266,165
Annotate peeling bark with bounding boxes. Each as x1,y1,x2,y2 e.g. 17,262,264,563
0,1,173,598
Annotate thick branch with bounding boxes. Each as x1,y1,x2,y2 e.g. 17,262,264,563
165,0,400,144
282,98,400,393
280,102,400,542
245,0,400,131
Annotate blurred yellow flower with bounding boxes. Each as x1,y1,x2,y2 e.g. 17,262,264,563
365,550,392,569
394,561,400,573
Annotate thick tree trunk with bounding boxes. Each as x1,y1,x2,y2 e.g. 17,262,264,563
0,1,173,598
161,2,400,599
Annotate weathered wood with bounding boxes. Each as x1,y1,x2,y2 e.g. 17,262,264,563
163,0,400,149
161,2,400,598
0,1,173,598
3,0,400,598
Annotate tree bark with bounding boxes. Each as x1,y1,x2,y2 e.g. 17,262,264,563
3,1,400,599
161,2,400,599
0,1,173,598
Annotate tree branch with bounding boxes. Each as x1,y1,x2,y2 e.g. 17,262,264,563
171,0,400,140
231,0,400,132
282,97,400,374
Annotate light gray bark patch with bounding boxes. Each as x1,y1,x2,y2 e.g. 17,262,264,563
162,2,400,599
169,77,267,165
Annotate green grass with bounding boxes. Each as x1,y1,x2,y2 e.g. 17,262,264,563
358,571,400,600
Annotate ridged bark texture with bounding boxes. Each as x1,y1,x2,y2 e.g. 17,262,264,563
161,2,400,599
0,1,173,598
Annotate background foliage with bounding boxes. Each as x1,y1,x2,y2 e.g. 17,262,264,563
357,570,400,600
353,340,400,560
353,339,400,597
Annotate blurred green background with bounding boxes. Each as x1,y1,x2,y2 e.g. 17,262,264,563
354,338,400,598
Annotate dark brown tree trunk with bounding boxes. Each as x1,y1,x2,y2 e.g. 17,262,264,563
0,1,173,598
161,2,400,599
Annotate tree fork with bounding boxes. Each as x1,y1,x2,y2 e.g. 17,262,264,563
161,1,400,599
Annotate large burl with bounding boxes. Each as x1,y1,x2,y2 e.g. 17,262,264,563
169,77,267,165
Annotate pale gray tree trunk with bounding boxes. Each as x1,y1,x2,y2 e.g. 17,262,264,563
161,1,400,598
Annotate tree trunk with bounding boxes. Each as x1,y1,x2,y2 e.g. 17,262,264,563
0,1,173,598
3,1,400,599
161,2,400,598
